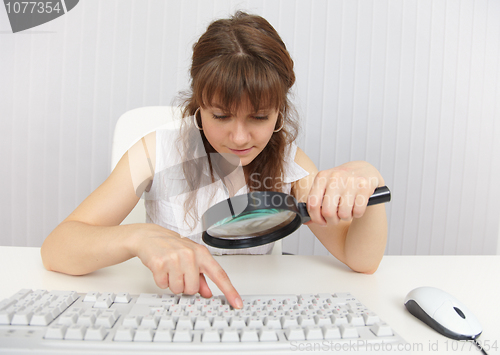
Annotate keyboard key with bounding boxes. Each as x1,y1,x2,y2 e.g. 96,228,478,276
209,298,222,307
113,326,135,342
0,299,17,312
84,325,107,341
11,289,33,301
30,311,54,326
258,326,278,342
122,315,142,328
201,327,220,343
263,315,281,329
211,316,228,329
65,324,87,340
286,310,301,317
45,306,63,319
297,315,315,327
161,294,179,302
176,316,194,329
140,314,159,329
44,324,68,340
347,313,365,326
170,309,184,319
134,326,155,342
362,311,380,325
281,315,298,328
339,324,359,339
322,324,341,339
158,315,176,328
194,316,211,330
314,315,332,326
58,312,78,325
96,313,117,328
11,310,33,325
283,297,298,306
246,316,263,328
240,327,259,342
179,295,196,305
83,292,100,303
239,311,252,319
172,327,192,342
347,301,365,312
40,293,58,304
221,327,239,342
185,308,201,319
150,306,166,317
370,322,394,337
136,293,160,305
93,295,114,309
102,309,119,321
229,316,246,328
305,325,324,340
0,310,14,325
194,297,208,307
285,325,305,340
153,327,173,342
77,312,96,327
66,291,80,303
331,314,348,325
65,307,84,316
114,292,132,303
218,309,234,320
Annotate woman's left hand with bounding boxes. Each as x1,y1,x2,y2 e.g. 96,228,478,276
305,161,384,226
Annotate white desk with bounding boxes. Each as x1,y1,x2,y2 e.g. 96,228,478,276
0,246,499,354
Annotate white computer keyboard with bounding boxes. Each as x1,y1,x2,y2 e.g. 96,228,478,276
0,289,408,354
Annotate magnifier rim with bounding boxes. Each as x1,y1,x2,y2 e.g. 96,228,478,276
201,191,307,249
202,212,302,249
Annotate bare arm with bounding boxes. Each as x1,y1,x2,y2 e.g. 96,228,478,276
41,132,243,308
41,132,155,275
291,147,387,274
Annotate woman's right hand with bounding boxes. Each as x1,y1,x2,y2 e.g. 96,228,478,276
131,224,243,309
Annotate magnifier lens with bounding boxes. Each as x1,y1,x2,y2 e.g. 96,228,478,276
207,209,296,239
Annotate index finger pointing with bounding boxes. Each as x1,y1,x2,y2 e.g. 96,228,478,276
200,258,243,309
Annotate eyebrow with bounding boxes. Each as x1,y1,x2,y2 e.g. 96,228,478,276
209,103,272,114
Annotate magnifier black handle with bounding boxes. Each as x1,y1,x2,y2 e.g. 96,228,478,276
297,186,391,222
367,185,391,206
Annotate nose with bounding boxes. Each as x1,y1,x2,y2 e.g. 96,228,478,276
229,120,251,147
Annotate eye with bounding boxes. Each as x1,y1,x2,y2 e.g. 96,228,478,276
212,114,230,120
252,115,269,121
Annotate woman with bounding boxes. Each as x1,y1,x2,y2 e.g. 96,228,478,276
41,12,387,310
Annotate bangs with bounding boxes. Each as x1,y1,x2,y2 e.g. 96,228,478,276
194,55,286,113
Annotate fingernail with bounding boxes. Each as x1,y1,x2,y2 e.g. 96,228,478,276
235,297,243,309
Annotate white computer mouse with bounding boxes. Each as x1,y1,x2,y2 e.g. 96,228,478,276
404,286,482,340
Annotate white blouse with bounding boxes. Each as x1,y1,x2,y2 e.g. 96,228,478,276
144,127,309,255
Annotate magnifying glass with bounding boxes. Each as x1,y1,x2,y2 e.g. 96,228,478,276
201,186,391,249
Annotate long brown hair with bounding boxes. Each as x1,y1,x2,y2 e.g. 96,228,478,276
177,11,299,229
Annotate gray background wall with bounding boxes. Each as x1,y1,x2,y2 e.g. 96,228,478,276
1,0,499,255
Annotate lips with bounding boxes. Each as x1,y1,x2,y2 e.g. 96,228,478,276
229,147,253,155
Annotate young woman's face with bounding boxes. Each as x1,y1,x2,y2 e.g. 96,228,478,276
199,99,280,166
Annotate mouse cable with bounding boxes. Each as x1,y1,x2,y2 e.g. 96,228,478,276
472,338,488,355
